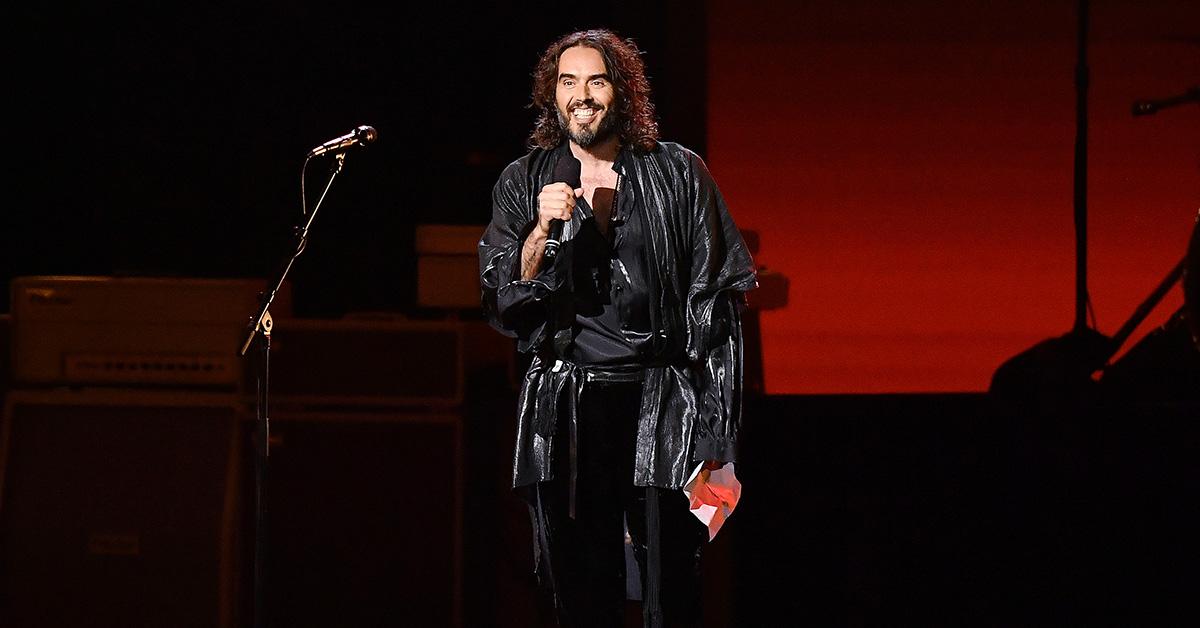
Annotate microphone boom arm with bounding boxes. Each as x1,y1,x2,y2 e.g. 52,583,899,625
1132,86,1200,116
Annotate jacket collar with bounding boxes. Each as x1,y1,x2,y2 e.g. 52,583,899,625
552,140,632,176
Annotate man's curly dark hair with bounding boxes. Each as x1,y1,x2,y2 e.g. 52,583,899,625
528,29,659,153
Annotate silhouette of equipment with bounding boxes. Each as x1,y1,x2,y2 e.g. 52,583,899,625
990,2,1198,402
1186,211,1200,353
990,0,1110,401
1101,213,1200,401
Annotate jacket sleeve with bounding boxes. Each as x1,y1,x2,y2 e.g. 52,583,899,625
478,159,568,353
679,149,758,463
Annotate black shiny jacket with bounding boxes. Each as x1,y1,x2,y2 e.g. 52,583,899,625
479,141,757,489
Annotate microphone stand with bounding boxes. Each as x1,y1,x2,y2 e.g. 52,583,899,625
988,0,1113,397
1071,0,1091,336
238,151,349,628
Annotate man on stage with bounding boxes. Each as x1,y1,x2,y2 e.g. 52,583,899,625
479,28,757,628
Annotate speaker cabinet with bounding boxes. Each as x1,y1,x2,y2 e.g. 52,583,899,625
263,318,466,407
0,390,242,628
240,409,463,628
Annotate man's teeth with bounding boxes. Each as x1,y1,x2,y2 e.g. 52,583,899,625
573,108,596,119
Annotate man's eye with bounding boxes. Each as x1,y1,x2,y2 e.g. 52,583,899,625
562,80,575,87
591,80,605,87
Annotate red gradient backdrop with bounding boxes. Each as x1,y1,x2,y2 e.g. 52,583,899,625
707,1,1198,393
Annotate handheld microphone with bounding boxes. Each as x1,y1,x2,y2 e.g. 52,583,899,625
307,125,378,158
543,154,581,261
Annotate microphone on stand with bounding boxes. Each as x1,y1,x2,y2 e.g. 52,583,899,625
1132,101,1158,116
307,125,378,158
543,153,581,262
1131,87,1199,116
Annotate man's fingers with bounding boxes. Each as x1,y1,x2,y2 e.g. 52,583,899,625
538,202,574,217
541,182,576,195
537,182,577,231
538,189,576,204
539,195,575,208
538,194,575,211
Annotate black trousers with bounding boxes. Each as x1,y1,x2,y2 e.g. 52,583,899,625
529,380,708,628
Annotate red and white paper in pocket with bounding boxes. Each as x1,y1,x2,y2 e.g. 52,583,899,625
682,462,742,541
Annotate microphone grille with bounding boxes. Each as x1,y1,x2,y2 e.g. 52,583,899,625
553,153,581,187
355,125,379,144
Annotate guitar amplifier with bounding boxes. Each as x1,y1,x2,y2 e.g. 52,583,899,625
415,224,486,309
0,389,243,628
261,316,466,408
9,276,291,390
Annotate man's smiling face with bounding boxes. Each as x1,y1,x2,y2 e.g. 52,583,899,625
555,45,619,148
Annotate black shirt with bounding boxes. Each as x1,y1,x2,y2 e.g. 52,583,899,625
564,176,654,366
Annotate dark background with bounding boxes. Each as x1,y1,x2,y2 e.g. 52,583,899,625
2,2,1198,627
4,2,706,318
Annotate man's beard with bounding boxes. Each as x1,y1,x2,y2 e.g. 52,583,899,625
557,105,620,148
